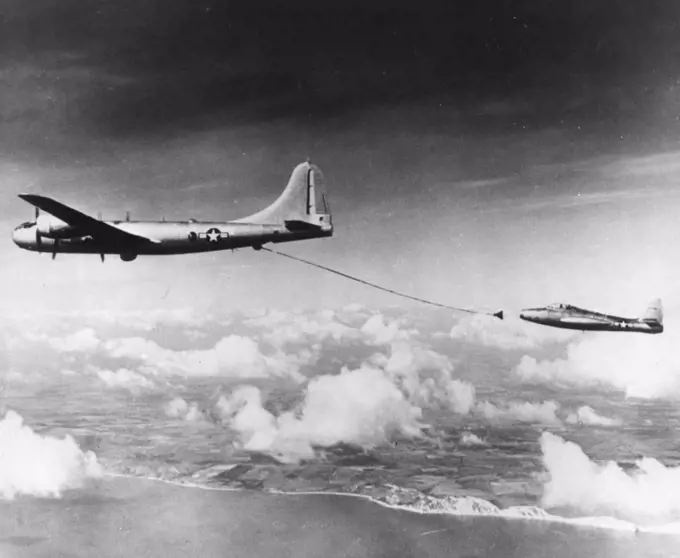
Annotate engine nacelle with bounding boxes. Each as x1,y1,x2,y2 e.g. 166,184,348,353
36,214,79,238
120,253,138,262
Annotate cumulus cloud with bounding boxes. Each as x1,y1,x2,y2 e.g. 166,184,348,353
246,309,362,348
164,397,204,421
216,314,479,463
565,406,621,427
450,314,573,350
217,366,425,463
95,368,155,391
384,340,475,414
358,315,476,415
0,410,102,500
361,314,413,345
541,432,680,523
105,334,305,381
515,330,680,399
476,400,562,425
460,432,489,447
47,328,100,353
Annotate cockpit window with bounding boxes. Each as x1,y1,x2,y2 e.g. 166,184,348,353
16,221,34,230
547,303,568,310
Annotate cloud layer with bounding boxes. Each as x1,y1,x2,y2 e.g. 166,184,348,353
450,314,573,350
515,325,680,399
541,432,680,523
217,367,424,462
0,410,102,500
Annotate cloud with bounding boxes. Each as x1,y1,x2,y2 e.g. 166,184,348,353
47,328,100,353
384,340,475,414
600,150,680,180
105,334,305,381
460,432,489,447
216,387,291,454
514,330,680,399
95,368,155,392
541,432,680,523
246,309,362,348
91,307,213,331
358,314,475,415
361,314,412,345
0,410,102,500
216,315,482,462
565,406,621,427
218,366,425,463
164,397,204,422
450,314,572,350
165,397,189,417
476,400,562,425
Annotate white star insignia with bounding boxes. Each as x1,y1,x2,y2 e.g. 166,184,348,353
207,230,220,243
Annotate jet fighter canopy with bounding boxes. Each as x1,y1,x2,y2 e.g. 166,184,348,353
547,303,572,310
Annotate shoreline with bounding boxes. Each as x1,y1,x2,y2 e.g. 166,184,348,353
102,472,680,536
4,473,679,558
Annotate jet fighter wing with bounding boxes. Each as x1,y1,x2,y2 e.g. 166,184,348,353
559,316,608,325
18,194,160,246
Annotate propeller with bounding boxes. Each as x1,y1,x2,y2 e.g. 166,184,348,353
34,206,42,248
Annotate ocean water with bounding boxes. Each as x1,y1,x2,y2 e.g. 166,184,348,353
2,477,679,558
2,306,680,556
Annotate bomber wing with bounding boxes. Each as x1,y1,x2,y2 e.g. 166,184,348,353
18,194,160,247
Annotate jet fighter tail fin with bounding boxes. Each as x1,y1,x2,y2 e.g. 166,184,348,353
640,298,663,324
236,161,332,231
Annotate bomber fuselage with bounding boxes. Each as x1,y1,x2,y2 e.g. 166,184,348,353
12,219,332,257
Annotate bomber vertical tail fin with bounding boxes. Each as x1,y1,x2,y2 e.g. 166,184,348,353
236,161,332,231
640,298,663,324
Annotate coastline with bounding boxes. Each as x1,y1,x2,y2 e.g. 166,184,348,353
105,472,680,535
1,473,679,558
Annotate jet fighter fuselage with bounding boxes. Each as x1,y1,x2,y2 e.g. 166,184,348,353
519,300,664,334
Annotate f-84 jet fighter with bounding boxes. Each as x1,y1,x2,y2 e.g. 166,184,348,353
12,161,332,262
520,299,663,334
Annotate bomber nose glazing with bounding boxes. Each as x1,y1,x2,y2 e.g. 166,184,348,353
12,222,35,248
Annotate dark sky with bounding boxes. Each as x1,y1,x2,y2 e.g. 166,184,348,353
2,0,680,314
3,0,679,151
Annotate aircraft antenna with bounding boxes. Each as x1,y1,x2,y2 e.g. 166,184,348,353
261,247,503,319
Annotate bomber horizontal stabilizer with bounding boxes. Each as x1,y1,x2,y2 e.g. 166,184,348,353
284,219,324,232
